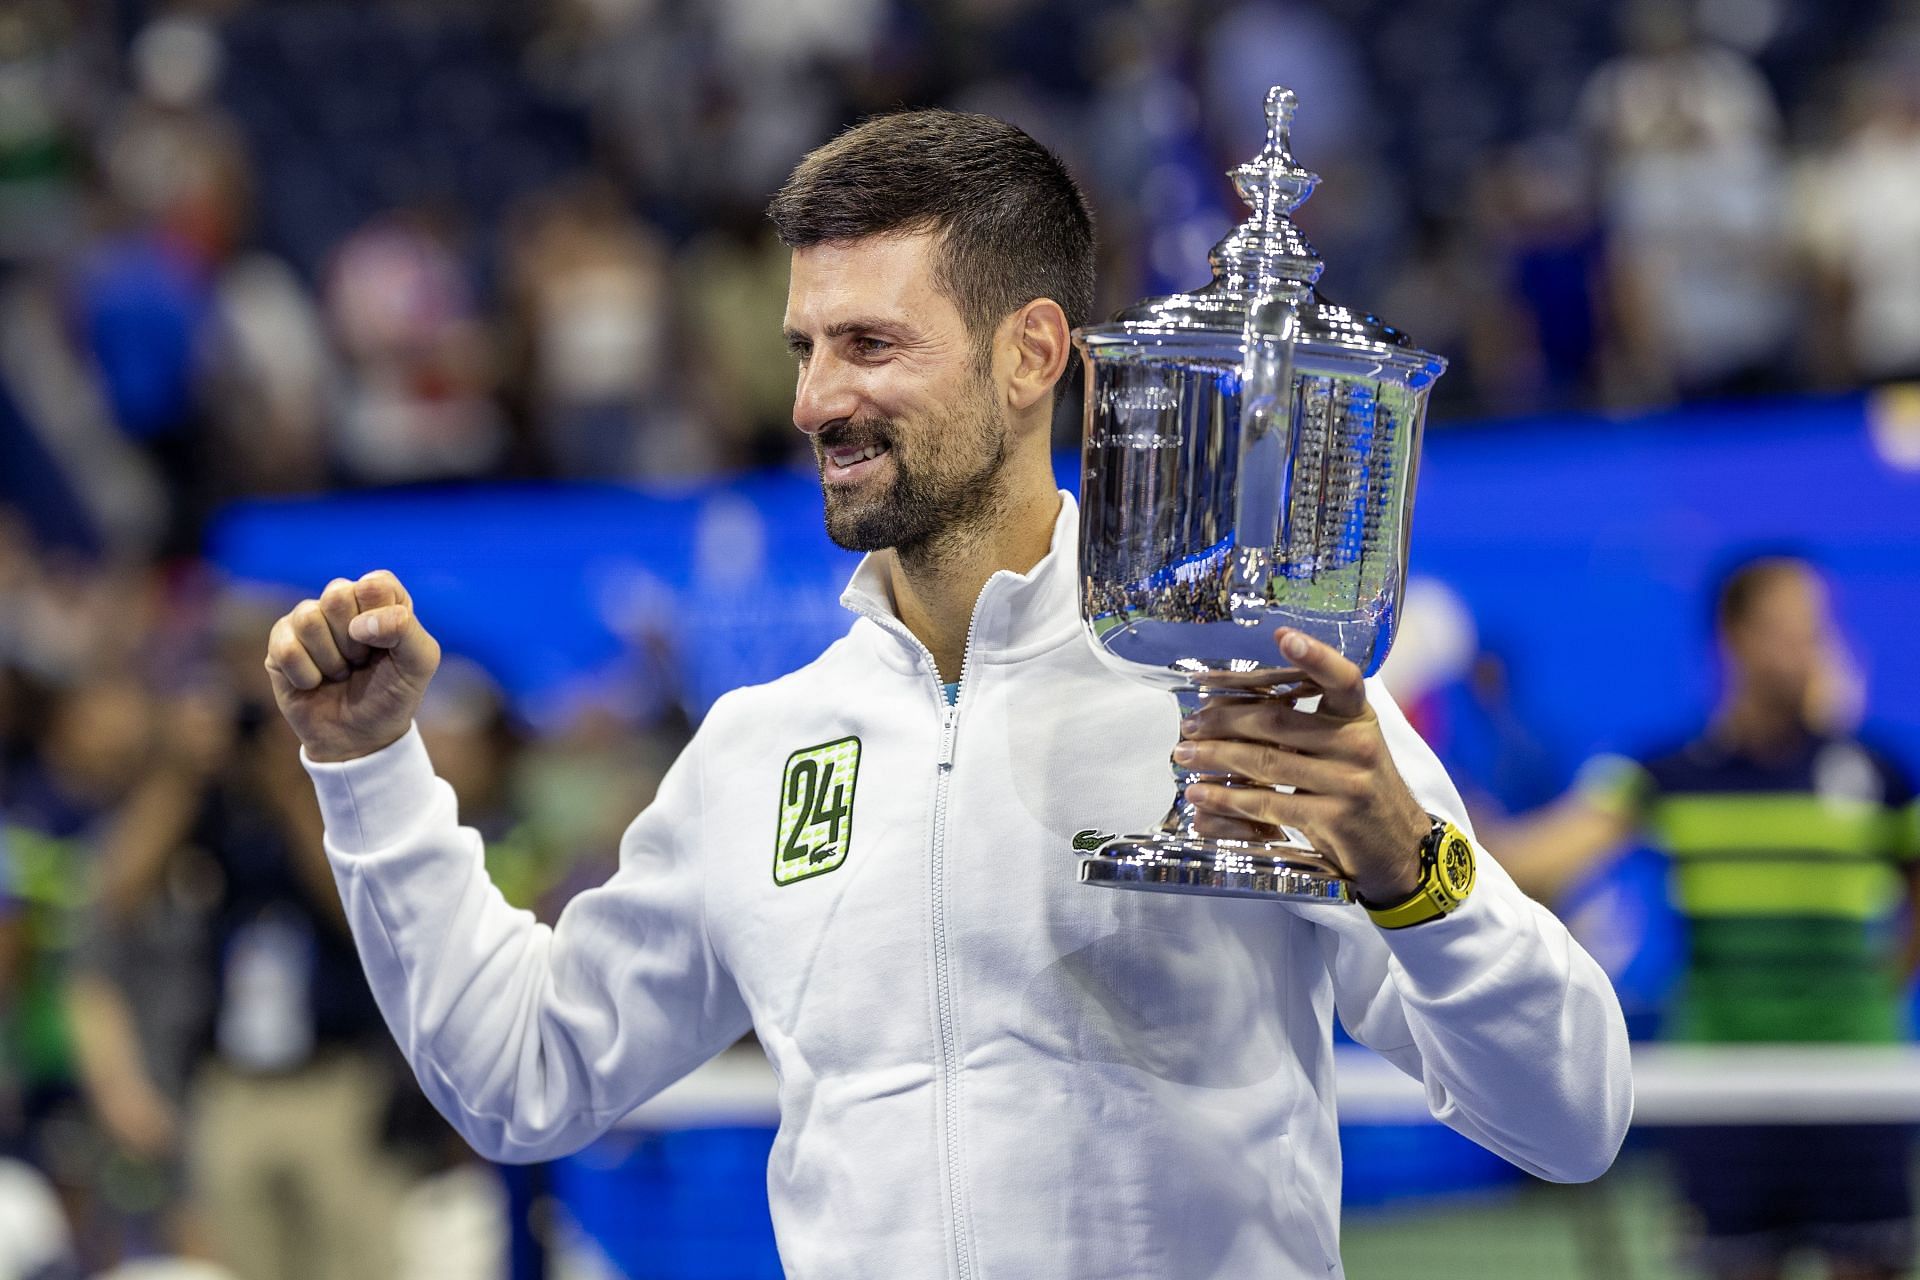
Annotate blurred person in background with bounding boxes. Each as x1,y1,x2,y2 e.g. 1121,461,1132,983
0,669,153,1269
1498,554,1920,1280
79,14,250,555
502,179,690,480
62,681,229,1268
1579,0,1796,405
64,594,417,1280
675,204,815,472
1474,136,1612,414
0,1,94,270
323,208,506,486
1800,50,1920,387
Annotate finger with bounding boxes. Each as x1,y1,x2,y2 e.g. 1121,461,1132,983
1191,812,1285,843
1193,666,1310,693
1187,779,1334,832
1274,628,1366,719
353,569,412,614
263,659,299,705
318,578,372,667
1183,697,1331,751
346,601,440,682
288,599,350,680
1175,739,1361,796
265,615,324,691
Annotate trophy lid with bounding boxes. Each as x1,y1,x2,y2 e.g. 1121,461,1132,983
1091,86,1440,380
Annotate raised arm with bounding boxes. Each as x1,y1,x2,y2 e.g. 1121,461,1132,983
268,571,751,1162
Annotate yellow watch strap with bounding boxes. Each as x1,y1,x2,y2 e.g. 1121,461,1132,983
1364,887,1449,930
1362,818,1474,930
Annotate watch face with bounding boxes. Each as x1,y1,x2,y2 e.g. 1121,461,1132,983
1440,833,1476,898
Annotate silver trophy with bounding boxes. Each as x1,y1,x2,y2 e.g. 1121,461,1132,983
1073,86,1447,902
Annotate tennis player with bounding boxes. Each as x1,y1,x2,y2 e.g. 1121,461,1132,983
265,109,1632,1278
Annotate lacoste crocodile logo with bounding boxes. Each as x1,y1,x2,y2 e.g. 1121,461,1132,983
1071,828,1114,852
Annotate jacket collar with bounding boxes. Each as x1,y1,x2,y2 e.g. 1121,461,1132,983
838,489,1084,668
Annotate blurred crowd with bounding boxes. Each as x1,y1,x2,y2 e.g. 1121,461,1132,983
3,0,1920,559
3,0,1920,1274
0,532,686,1275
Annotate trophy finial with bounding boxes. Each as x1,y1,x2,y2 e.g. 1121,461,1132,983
1214,84,1323,293
1265,86,1297,151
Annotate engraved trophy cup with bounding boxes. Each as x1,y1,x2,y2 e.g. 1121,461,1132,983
1073,86,1447,902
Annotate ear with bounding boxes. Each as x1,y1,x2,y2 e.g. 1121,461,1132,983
999,298,1072,413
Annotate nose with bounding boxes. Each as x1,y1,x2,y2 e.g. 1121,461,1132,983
793,352,860,437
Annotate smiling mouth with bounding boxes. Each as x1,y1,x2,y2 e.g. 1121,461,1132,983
821,439,893,482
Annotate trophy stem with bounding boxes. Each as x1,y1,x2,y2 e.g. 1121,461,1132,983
1076,685,1354,903
1155,687,1253,842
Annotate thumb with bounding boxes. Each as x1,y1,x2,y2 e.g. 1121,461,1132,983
347,603,439,681
348,571,438,683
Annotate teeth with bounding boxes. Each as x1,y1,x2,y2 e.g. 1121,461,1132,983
835,444,887,466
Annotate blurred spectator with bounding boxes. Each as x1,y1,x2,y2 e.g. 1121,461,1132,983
1496,555,1920,1277
66,606,416,1280
1579,0,1795,403
675,212,805,471
323,209,506,485
1475,136,1611,412
98,16,251,272
1801,55,1920,385
196,252,332,502
502,180,684,479
80,15,252,553
0,271,172,559
0,671,152,1267
0,1,97,268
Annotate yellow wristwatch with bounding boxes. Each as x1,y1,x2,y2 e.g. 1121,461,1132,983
1361,816,1476,930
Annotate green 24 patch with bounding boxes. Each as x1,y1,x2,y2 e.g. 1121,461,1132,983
773,736,860,885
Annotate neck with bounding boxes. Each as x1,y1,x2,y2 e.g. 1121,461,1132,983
1714,685,1810,758
884,459,1061,683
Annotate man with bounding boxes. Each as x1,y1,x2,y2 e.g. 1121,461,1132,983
265,109,1631,1278
1499,554,1920,1280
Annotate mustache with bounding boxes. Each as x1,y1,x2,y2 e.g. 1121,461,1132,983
815,419,896,455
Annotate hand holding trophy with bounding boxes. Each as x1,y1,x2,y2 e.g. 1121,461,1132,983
1072,86,1447,903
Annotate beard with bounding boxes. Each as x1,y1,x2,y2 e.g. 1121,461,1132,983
815,379,1010,560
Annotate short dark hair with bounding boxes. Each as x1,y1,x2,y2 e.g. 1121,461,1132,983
1711,551,1815,635
767,109,1096,351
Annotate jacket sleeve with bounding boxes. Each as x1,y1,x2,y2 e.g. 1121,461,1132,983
302,723,752,1164
1313,681,1634,1184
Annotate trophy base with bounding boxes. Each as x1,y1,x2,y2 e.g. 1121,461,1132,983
1078,836,1352,903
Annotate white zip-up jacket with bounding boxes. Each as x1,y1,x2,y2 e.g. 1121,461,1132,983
303,492,1631,1279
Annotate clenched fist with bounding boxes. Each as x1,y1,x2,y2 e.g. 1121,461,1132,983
264,569,442,763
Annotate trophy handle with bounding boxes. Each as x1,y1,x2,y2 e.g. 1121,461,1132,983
1229,291,1301,622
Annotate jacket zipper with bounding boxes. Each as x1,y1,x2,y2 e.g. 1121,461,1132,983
930,602,980,1280
848,584,994,1280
